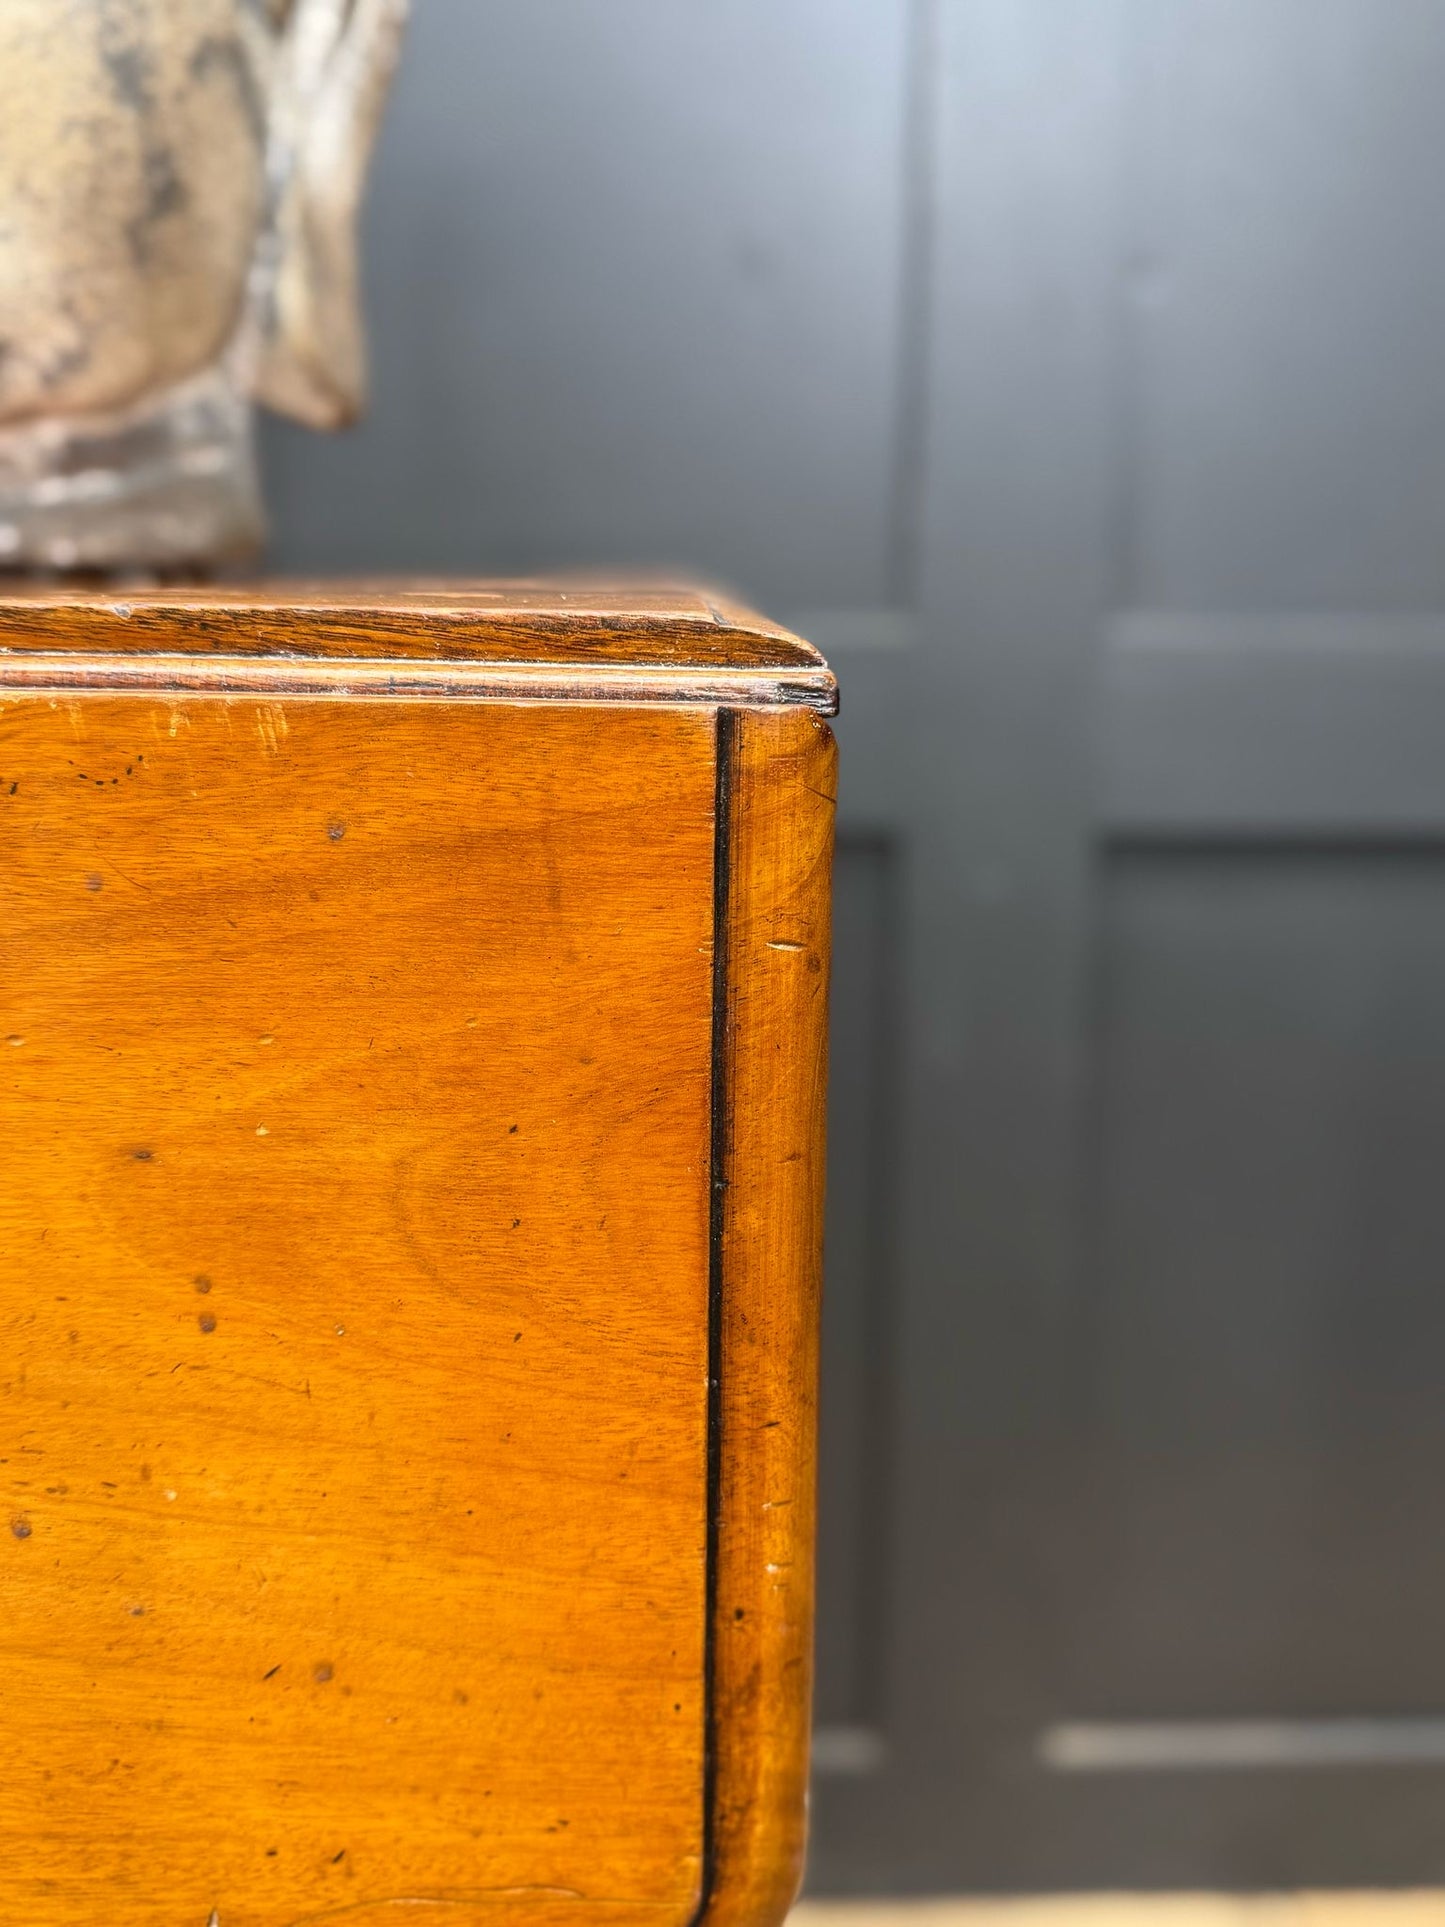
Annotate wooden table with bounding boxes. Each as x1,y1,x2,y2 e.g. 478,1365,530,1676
0,583,835,1927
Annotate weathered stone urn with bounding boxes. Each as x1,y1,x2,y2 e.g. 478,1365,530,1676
0,0,409,573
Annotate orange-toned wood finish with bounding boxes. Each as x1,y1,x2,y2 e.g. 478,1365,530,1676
0,584,834,1927
0,580,827,668
709,710,836,1927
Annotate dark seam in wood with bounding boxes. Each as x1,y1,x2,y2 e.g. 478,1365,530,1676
695,706,736,1927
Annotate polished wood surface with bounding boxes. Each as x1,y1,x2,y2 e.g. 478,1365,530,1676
710,709,835,1927
0,587,833,1927
0,580,827,670
0,581,836,717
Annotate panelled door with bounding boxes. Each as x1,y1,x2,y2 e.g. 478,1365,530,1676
265,0,1445,1890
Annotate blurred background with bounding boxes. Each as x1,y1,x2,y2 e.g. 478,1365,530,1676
263,0,1445,1903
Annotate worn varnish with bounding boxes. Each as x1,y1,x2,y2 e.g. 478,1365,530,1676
0,580,829,670
0,585,834,1927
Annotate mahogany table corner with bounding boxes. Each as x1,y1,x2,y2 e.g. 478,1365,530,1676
0,582,836,1927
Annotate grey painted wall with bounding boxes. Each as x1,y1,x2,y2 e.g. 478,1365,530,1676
261,0,911,617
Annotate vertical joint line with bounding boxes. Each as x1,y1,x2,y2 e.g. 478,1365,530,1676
697,705,737,1925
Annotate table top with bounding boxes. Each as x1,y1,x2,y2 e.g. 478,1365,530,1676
0,578,837,713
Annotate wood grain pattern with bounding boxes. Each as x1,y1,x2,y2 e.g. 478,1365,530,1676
0,651,836,717
0,585,833,1927
0,698,715,1927
0,582,826,671
709,708,836,1927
